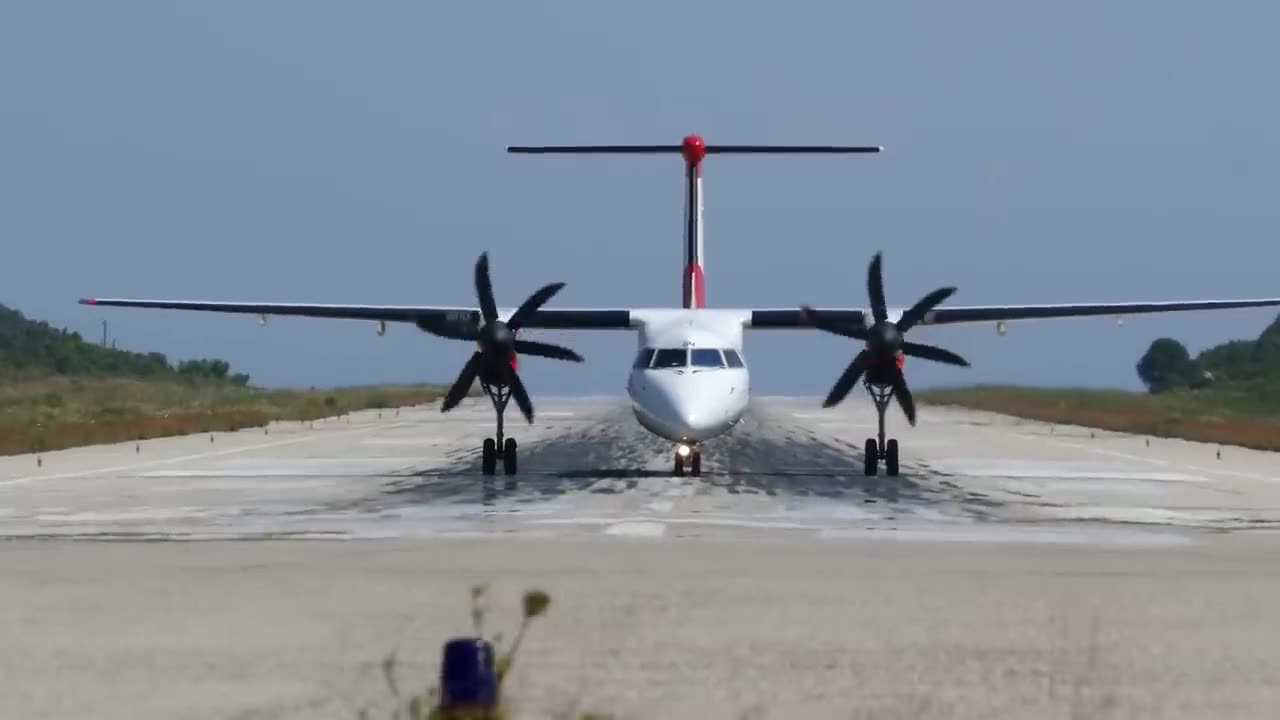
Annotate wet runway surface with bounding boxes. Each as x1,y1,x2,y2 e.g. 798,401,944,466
5,397,1280,719
3,395,1278,545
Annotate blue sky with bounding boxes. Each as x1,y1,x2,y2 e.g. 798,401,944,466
3,1,1278,395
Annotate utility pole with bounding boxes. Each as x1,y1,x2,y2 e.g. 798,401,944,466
101,320,108,347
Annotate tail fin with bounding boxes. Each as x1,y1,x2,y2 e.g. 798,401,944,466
507,136,882,309
683,136,705,308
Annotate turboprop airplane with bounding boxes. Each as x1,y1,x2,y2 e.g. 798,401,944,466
79,134,1280,478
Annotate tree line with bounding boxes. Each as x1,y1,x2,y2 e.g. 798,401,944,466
0,304,249,384
1136,312,1280,394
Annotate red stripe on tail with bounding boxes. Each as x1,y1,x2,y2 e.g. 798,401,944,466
683,263,705,309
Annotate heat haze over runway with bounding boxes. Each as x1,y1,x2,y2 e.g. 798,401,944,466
3,396,1277,545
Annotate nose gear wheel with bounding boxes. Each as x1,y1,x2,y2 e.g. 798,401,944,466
673,446,702,477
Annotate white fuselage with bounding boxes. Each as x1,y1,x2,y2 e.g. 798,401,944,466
624,309,752,444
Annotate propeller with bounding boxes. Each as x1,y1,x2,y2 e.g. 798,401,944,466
416,252,583,423
803,252,969,425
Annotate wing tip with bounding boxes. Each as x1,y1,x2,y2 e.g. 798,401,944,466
79,298,97,305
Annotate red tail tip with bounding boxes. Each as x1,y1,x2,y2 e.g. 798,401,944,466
80,298,97,305
681,134,706,166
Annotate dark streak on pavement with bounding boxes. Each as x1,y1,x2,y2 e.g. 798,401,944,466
348,402,1000,519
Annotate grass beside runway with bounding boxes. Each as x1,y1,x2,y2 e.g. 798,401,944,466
0,375,450,456
918,384,1280,452
0,302,457,456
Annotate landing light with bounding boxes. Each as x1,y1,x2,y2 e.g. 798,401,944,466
676,443,692,457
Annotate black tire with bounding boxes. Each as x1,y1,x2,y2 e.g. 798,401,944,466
863,437,878,476
482,438,497,475
674,453,685,476
691,451,702,477
503,438,517,475
885,438,899,477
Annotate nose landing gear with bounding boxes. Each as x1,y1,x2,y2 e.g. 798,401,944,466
673,443,701,477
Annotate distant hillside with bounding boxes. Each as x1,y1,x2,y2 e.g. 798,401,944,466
0,303,248,384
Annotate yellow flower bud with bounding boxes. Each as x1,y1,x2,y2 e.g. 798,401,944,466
522,590,550,619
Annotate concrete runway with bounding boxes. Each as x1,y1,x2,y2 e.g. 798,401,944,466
2,396,1280,718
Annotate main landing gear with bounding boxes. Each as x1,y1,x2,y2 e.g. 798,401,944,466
862,381,900,477
673,443,702,477
479,380,518,476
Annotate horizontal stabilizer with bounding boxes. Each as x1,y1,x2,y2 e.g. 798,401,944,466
507,144,882,154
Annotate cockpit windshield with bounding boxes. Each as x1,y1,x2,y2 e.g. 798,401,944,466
636,347,745,370
690,348,724,368
651,348,688,368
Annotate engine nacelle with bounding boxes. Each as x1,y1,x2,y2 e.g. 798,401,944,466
375,320,386,336
996,320,1007,336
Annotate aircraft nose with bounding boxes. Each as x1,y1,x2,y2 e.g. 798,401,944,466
659,375,722,436
639,370,730,441
671,391,710,432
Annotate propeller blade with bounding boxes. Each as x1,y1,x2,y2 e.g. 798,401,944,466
442,351,484,412
801,306,869,340
509,371,535,423
901,341,969,367
897,286,957,332
507,282,566,331
868,252,887,324
415,317,479,341
474,252,499,323
890,370,917,425
823,350,871,408
512,339,583,362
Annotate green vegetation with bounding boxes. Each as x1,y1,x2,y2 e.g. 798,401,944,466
2,303,253,382
1,303,448,455
919,313,1280,451
1136,313,1280,400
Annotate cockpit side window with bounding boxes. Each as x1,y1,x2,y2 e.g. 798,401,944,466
723,349,746,368
690,348,724,368
651,348,688,368
633,348,656,369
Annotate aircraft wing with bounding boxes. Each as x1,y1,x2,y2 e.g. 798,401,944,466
923,298,1280,326
749,297,1280,329
80,296,1280,332
78,298,635,330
